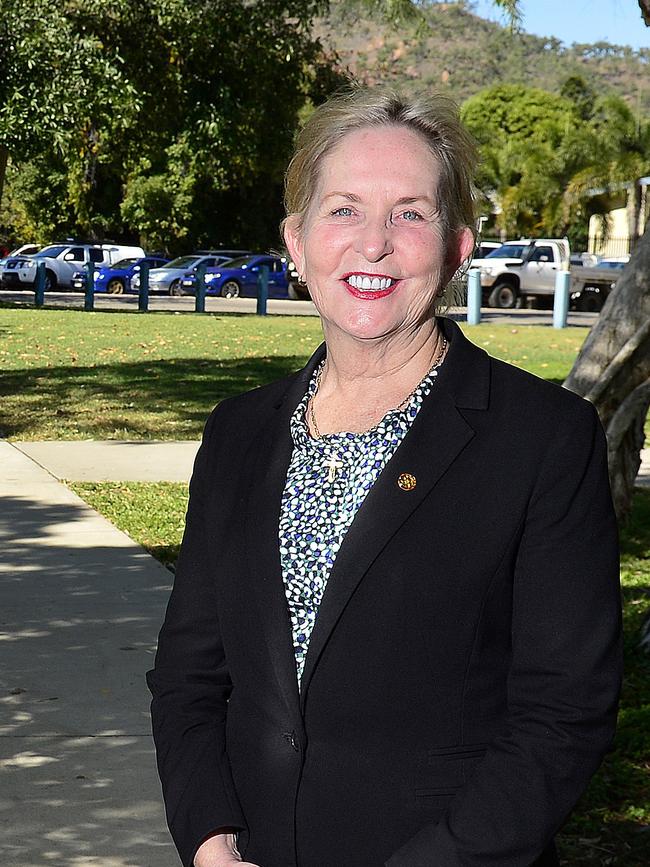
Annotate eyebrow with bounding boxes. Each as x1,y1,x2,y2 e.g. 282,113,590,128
321,192,437,207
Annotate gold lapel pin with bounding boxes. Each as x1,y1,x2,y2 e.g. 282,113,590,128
397,473,417,491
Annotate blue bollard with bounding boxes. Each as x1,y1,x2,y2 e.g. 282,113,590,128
195,263,206,313
84,261,94,311
256,265,269,316
138,262,149,312
34,261,46,308
553,270,570,329
466,268,481,325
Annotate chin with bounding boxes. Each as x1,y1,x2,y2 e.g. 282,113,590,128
335,308,408,342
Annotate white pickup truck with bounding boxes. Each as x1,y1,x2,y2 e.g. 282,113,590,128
1,242,145,292
473,239,624,311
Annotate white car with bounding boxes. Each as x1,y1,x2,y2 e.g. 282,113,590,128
0,244,41,284
3,243,145,291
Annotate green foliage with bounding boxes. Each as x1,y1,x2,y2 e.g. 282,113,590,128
559,75,596,121
462,84,578,236
2,0,648,250
461,83,650,243
0,0,334,249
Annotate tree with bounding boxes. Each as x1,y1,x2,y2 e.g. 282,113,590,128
0,0,140,238
0,0,335,249
461,84,580,237
545,2,650,522
463,0,650,521
564,235,650,520
461,80,649,248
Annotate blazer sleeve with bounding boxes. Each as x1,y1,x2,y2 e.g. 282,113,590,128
386,399,623,867
146,406,246,867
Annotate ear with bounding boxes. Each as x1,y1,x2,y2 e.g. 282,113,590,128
283,215,305,278
456,227,476,265
446,226,475,274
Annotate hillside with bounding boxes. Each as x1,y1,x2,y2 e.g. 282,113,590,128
318,1,650,113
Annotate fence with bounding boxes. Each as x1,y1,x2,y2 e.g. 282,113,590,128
587,236,631,258
28,261,272,315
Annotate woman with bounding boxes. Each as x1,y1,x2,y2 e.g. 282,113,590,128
147,88,621,867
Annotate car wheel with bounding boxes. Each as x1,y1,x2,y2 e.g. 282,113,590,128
107,278,124,295
221,281,240,299
44,270,57,292
168,279,183,296
488,282,518,309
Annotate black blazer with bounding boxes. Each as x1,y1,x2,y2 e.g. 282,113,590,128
147,317,622,867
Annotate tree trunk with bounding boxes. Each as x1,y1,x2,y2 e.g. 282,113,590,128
564,223,650,522
627,180,643,249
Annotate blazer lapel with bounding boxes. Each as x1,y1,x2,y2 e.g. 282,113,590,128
299,318,490,705
243,345,326,719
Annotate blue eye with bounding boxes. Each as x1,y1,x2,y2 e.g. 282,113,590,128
401,210,422,222
331,206,354,217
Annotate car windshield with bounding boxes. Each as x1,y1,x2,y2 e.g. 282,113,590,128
166,256,201,269
222,256,256,269
111,258,139,269
33,245,67,258
486,245,526,259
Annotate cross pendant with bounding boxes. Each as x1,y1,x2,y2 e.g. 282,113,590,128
325,455,343,483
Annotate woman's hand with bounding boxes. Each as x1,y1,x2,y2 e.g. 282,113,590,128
193,831,261,867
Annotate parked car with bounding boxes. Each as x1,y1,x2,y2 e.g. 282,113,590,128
182,254,291,298
473,240,502,260
70,256,170,293
596,256,630,269
0,245,42,284
569,252,599,268
2,243,145,291
1,245,44,287
132,251,251,295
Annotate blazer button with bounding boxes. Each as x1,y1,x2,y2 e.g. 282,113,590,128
283,731,299,751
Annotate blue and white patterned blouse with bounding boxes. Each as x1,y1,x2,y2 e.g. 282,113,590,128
278,360,443,685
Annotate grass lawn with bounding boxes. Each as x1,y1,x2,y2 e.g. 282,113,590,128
0,306,586,440
70,478,650,865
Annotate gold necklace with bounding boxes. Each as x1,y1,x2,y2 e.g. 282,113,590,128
309,336,448,453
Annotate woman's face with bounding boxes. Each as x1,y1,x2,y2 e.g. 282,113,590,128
284,124,474,345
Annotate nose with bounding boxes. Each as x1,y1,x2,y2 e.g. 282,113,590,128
354,217,394,262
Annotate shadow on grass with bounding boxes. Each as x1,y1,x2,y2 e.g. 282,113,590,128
621,488,650,560
0,354,308,439
145,543,180,571
556,489,650,864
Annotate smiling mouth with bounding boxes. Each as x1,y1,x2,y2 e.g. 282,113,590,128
344,273,397,291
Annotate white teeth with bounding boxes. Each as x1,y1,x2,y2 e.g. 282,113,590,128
347,274,394,290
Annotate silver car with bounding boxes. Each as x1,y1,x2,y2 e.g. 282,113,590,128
131,254,223,295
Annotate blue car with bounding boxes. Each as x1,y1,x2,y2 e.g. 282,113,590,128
93,256,170,294
71,256,170,293
181,254,290,298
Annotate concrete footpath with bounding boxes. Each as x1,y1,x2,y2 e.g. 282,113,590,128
0,442,180,867
1,439,649,867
